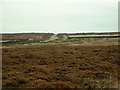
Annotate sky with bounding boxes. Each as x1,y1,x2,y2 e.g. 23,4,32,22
0,0,119,33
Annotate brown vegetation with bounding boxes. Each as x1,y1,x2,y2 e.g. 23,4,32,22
2,45,120,88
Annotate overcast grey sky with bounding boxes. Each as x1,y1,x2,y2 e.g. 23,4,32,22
0,0,119,33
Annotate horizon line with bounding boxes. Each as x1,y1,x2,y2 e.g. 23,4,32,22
0,31,119,34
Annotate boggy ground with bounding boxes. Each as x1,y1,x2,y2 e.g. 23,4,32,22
2,45,120,88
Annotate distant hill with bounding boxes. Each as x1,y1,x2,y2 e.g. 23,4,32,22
1,33,54,41
1,32,120,40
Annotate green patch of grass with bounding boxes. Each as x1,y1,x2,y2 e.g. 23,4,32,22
68,76,84,84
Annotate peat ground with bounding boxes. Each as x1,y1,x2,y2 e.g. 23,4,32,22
2,44,120,88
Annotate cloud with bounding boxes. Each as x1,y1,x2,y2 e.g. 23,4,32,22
1,0,119,3
1,0,118,33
